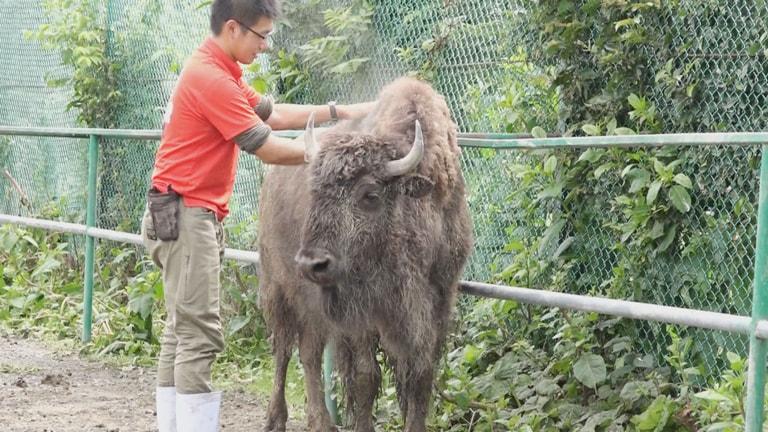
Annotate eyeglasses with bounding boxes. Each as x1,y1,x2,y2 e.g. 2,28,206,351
234,20,272,41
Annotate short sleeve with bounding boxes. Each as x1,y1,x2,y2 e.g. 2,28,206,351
196,76,262,141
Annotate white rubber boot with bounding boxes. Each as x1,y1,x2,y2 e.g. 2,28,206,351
176,391,222,432
156,386,177,432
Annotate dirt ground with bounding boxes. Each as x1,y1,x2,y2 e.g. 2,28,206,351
0,332,307,432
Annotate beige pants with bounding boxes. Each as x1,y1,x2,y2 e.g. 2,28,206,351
141,199,225,394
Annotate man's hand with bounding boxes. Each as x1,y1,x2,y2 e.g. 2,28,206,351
337,101,376,120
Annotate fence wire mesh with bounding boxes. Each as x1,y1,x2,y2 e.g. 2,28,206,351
1,0,765,372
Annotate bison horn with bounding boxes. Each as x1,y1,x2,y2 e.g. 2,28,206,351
304,111,318,162
385,120,424,177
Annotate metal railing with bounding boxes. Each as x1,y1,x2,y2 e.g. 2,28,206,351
2,126,768,430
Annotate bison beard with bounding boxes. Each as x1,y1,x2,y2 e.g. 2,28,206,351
257,76,473,432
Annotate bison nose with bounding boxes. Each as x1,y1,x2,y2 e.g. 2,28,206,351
295,248,338,285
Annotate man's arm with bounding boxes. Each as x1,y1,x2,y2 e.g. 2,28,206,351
266,101,376,130
252,134,307,165
232,124,303,165
233,124,329,166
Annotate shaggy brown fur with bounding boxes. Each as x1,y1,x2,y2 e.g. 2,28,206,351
257,77,473,432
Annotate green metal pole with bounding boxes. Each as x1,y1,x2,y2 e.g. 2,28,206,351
324,343,340,425
746,144,768,431
82,134,98,343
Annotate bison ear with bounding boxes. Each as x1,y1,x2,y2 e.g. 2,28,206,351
401,174,434,198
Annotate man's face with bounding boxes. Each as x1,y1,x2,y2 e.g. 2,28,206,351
229,16,273,64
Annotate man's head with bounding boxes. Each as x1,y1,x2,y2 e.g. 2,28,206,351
210,0,282,64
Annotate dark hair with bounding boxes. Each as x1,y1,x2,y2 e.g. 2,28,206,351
210,0,282,35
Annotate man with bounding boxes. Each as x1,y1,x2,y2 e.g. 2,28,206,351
140,0,373,431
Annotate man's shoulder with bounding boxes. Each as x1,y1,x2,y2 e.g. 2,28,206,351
179,54,230,88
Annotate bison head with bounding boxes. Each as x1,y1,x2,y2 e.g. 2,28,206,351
294,114,433,291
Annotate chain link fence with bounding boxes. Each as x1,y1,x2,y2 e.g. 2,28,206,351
1,0,766,371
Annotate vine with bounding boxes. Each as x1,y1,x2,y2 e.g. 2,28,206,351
249,0,374,103
24,0,123,128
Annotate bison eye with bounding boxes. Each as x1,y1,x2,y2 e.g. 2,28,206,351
358,190,383,211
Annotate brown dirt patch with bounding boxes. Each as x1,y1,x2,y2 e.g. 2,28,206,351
0,333,307,431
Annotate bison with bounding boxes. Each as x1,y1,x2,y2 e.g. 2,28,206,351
257,77,474,432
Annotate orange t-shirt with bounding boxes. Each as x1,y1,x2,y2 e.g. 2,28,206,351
151,36,265,221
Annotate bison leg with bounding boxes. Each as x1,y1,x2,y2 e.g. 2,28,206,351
264,326,295,432
384,333,444,432
401,363,435,432
336,335,380,432
298,326,338,432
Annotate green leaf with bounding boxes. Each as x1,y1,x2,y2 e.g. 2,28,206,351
615,195,633,206
552,236,575,260
620,381,657,402
665,159,683,172
492,352,519,380
531,126,547,138
60,282,82,294
128,293,154,320
673,173,693,189
574,353,606,388
627,169,651,193
582,124,600,136
31,257,61,279
631,395,673,430
694,390,730,402
628,93,644,110
543,155,557,175
594,163,614,179
702,422,742,431
615,17,638,31
621,164,636,178
538,182,563,200
646,180,662,204
329,57,370,74
613,127,636,135
534,378,560,396
9,297,27,309
538,219,567,256
22,235,39,249
584,408,621,430
578,148,604,163
649,220,665,240
252,78,269,95
463,344,480,363
668,185,692,213
503,238,526,252
453,390,470,410
226,315,251,334
657,224,677,253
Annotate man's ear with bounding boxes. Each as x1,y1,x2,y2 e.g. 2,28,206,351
401,174,434,198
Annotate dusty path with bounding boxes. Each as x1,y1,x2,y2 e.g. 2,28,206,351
0,333,306,431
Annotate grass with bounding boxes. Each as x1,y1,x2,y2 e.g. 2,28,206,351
214,353,309,419
0,363,42,374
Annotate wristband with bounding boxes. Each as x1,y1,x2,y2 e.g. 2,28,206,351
328,100,337,120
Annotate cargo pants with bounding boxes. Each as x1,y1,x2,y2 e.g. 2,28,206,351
141,198,225,394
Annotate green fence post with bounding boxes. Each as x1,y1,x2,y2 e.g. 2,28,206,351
82,134,98,343
746,144,768,431
324,343,340,424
